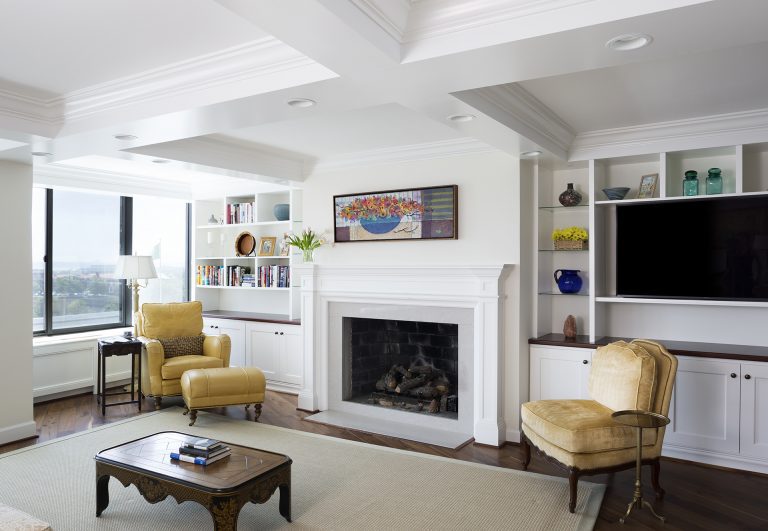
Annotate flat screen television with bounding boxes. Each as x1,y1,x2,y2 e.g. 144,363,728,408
616,195,768,301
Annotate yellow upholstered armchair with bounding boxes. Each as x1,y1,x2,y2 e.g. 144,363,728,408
521,339,677,513
138,301,231,410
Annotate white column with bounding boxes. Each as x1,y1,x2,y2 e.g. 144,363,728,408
296,264,318,411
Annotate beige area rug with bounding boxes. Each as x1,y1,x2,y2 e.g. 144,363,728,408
0,409,604,530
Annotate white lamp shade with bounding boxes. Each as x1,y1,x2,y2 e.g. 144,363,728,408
115,255,158,280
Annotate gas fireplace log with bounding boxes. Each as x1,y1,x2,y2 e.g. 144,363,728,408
385,373,398,390
395,375,426,393
393,365,408,377
407,385,441,399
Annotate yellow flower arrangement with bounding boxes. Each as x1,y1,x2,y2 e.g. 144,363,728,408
551,226,588,242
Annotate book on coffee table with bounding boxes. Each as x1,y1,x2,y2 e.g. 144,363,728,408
183,438,221,451
179,445,230,458
170,449,231,466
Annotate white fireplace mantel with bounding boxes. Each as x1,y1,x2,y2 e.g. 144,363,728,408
295,264,511,446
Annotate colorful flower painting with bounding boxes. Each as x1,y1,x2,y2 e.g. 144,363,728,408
334,185,457,242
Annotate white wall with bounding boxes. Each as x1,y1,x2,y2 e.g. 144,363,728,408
0,161,35,445
303,150,526,441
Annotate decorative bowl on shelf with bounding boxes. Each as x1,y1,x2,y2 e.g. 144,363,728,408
273,203,290,221
234,231,256,256
602,187,630,200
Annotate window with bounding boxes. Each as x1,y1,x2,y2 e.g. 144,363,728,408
34,188,190,336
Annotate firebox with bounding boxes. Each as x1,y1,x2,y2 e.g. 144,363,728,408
342,317,458,419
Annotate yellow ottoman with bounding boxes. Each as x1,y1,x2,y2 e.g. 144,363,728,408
180,367,266,426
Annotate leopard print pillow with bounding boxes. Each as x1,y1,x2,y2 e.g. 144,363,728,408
158,336,204,358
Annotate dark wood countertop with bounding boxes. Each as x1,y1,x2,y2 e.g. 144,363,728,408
529,334,768,362
203,310,301,326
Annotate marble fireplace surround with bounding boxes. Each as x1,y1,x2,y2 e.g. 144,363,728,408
296,265,508,447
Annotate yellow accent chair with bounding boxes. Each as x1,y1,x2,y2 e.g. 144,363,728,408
521,339,678,512
138,301,231,410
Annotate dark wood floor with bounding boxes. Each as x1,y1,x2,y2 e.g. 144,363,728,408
2,389,766,530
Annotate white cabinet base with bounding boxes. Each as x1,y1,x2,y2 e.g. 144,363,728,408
663,445,768,476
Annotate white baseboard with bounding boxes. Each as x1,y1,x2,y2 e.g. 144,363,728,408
266,381,300,396
505,428,521,444
663,445,768,475
0,420,36,446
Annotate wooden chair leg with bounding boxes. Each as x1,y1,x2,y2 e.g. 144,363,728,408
188,409,198,426
154,397,162,410
253,403,262,422
521,433,531,471
651,459,665,500
568,469,579,513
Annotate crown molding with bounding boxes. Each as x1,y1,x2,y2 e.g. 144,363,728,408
313,137,496,172
34,164,192,199
570,107,768,161
453,84,574,160
57,37,330,123
0,88,61,136
348,0,411,42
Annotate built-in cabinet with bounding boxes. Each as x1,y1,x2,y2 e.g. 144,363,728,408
246,322,303,389
529,343,768,474
204,318,246,367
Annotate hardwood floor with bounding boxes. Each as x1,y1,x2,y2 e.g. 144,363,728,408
2,389,766,530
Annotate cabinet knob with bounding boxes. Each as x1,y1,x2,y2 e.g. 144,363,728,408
280,332,284,335
274,331,278,335
730,373,737,378
745,374,752,380
582,360,588,365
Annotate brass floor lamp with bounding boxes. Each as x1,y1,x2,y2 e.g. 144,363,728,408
115,255,158,337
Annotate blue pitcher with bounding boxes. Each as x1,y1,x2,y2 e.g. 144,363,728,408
554,269,583,294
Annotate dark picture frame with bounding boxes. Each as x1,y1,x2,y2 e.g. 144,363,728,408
333,185,458,242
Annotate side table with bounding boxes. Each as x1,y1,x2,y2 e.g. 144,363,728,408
97,337,143,415
611,409,671,524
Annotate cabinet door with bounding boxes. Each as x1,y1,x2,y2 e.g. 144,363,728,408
277,325,302,386
245,323,280,381
204,319,246,367
740,362,768,460
665,357,740,454
529,345,592,401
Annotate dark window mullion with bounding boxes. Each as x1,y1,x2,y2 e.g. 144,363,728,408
120,196,133,327
44,188,53,334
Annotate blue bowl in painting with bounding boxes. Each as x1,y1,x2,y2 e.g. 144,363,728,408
602,187,630,200
360,216,401,234
273,203,290,221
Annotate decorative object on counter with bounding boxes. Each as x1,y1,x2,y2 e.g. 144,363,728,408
602,187,630,200
257,236,277,256
273,203,290,221
637,173,659,199
334,185,457,242
234,231,256,256
706,167,723,195
208,214,219,224
554,269,583,294
285,228,328,263
552,226,588,250
683,170,699,196
563,315,577,339
558,183,582,207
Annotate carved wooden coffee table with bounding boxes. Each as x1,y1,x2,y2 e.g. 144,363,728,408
95,431,291,530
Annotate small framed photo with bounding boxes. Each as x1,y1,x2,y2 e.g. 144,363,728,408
257,237,277,256
638,173,659,199
279,234,290,256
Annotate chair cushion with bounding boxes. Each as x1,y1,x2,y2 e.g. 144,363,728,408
589,341,656,412
158,336,204,358
160,355,223,380
521,399,656,453
181,367,266,409
141,301,204,339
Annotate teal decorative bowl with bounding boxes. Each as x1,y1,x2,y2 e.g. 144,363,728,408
602,187,630,200
273,203,290,221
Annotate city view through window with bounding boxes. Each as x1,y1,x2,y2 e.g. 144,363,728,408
33,189,188,333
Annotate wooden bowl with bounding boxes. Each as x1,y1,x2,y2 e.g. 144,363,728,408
234,231,256,256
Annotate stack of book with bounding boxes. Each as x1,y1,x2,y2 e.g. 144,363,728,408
170,438,231,466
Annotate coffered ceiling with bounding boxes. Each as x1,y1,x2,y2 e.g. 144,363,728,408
1,0,767,194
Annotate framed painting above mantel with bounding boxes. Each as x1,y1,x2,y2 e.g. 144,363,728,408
333,185,458,242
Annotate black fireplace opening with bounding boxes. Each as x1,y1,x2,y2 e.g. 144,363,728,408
344,317,458,419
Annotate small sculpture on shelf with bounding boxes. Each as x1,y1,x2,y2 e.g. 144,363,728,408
563,315,577,340
558,183,582,207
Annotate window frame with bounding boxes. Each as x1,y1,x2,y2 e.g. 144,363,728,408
34,189,190,337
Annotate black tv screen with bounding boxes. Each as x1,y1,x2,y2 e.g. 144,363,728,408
616,195,768,301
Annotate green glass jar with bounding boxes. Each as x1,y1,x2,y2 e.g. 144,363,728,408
706,167,723,195
683,170,699,196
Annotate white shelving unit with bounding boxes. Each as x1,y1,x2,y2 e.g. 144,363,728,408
192,189,303,320
532,141,768,346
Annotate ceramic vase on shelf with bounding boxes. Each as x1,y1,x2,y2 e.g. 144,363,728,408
554,269,583,294
558,183,582,207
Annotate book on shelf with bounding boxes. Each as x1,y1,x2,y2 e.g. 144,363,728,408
226,201,257,225
256,265,290,288
170,449,231,465
178,444,230,458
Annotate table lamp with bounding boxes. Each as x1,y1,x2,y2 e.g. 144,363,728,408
115,255,158,336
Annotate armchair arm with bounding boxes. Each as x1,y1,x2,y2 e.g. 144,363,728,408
203,334,231,368
139,337,165,396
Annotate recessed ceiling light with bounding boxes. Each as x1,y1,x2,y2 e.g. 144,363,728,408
448,114,475,122
287,98,316,108
31,151,52,157
151,159,170,164
605,33,653,51
521,150,543,157
114,134,138,141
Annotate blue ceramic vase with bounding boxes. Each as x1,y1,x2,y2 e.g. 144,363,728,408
273,203,290,221
554,269,583,294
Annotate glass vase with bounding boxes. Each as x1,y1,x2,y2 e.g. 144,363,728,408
706,168,723,195
683,170,699,196
302,249,315,263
